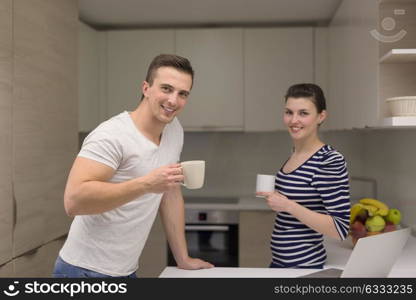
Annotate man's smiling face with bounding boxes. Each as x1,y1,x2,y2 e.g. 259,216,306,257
142,66,192,124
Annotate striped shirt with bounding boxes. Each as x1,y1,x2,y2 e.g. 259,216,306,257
270,145,350,268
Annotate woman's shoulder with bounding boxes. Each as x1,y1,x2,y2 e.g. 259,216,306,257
318,144,345,158
317,145,347,165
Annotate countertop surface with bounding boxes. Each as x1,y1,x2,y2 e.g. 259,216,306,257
159,235,416,278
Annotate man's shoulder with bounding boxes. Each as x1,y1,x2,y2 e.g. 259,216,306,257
170,117,183,129
93,112,129,134
83,112,130,145
166,117,184,135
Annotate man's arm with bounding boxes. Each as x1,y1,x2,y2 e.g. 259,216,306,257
64,157,183,216
159,186,214,269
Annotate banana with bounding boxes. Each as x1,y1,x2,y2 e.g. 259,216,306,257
350,203,365,224
360,204,378,217
350,202,380,224
359,198,389,216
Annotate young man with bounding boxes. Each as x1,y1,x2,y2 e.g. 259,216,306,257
53,54,214,277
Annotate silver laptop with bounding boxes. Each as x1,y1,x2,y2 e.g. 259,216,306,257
301,227,411,278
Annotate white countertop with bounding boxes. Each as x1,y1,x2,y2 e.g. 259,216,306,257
160,266,315,278
159,236,416,278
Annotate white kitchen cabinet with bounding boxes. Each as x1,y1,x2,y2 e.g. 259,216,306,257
0,261,13,277
14,238,65,277
328,0,416,129
0,0,77,271
175,28,244,131
239,211,275,267
107,29,175,118
82,26,322,132
12,0,78,256
244,27,314,131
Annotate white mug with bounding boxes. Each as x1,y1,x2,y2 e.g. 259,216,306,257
181,160,205,189
256,174,275,197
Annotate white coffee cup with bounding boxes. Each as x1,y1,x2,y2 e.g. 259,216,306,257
256,174,275,197
181,160,205,189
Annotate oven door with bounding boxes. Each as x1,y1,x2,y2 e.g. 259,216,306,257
167,224,239,267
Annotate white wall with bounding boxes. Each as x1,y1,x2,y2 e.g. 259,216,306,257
314,27,329,98
78,21,101,132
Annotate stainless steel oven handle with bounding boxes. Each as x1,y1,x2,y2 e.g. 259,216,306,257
185,225,229,232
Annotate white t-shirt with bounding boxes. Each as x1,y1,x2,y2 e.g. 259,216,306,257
59,111,183,276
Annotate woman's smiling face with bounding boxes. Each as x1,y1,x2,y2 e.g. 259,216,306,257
283,97,326,141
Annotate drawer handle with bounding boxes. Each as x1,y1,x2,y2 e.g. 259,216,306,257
185,225,229,232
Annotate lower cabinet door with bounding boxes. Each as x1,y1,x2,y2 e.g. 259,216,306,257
239,211,275,267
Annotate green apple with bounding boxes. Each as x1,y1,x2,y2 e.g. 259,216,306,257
365,215,386,232
385,208,401,225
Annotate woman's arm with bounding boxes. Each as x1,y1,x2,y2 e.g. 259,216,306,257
257,191,342,239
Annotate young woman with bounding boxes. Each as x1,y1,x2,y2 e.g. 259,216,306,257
257,83,350,269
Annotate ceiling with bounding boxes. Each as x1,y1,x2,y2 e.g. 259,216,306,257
79,0,343,29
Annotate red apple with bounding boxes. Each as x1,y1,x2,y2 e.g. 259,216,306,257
356,209,368,223
351,220,367,238
383,222,397,233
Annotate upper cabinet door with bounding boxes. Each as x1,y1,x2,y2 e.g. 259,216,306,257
175,28,244,131
107,30,175,118
244,28,314,131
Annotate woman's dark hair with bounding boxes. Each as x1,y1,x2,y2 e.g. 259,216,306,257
284,83,327,113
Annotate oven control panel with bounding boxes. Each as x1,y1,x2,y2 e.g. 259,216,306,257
185,209,239,224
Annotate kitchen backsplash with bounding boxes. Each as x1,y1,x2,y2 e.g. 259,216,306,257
180,131,365,198
79,129,416,231
181,130,415,231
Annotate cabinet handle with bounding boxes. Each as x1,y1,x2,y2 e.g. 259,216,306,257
185,225,229,232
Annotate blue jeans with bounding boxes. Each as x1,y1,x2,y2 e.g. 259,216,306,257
52,256,137,278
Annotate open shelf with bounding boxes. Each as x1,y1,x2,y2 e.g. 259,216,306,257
380,49,416,64
383,116,416,127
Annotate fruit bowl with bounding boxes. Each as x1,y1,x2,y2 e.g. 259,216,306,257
350,226,400,247
349,198,402,248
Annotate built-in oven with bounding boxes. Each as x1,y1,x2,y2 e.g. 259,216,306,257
167,198,239,267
